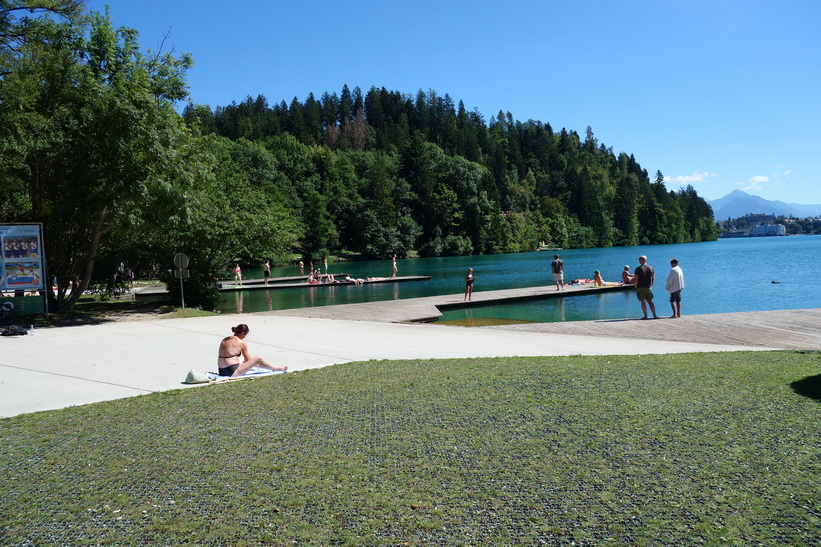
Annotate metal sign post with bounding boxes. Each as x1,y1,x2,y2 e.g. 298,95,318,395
173,253,190,309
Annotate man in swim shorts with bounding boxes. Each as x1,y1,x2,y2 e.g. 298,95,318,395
633,255,658,319
551,254,564,291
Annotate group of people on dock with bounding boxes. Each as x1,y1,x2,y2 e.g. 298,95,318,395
229,253,400,290
550,253,685,319
465,252,684,318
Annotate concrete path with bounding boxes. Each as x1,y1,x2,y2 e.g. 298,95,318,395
2,292,818,418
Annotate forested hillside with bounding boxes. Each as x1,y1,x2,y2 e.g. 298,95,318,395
184,86,718,259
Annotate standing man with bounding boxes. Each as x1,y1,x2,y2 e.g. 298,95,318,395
665,258,685,318
263,260,271,287
633,255,658,319
551,254,564,291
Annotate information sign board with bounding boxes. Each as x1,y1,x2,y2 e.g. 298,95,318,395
1,224,44,292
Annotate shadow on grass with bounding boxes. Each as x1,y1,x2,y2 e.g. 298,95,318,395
790,374,821,401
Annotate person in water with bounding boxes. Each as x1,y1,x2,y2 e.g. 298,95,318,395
217,323,287,377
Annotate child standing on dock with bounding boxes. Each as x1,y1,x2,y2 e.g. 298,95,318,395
464,268,475,301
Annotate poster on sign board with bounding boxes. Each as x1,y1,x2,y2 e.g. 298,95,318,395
1,224,44,292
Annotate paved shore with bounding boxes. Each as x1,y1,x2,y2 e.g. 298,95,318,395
2,288,818,418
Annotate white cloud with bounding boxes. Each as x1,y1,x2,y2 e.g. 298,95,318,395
773,165,790,178
742,175,769,192
665,172,718,185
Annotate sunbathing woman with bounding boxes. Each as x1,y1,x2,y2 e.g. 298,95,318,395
217,323,287,377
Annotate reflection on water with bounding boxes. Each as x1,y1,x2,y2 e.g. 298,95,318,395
438,315,539,327
554,297,565,322
218,236,821,323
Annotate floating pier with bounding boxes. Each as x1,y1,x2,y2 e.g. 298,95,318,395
216,275,432,292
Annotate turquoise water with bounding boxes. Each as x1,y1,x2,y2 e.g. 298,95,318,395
218,236,821,322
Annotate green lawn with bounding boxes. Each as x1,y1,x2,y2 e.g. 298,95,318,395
2,351,819,545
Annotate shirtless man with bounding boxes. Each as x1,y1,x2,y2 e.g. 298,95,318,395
621,265,633,284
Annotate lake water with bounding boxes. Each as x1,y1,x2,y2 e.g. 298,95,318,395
218,236,821,323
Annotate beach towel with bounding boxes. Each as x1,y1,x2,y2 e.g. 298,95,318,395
206,367,285,381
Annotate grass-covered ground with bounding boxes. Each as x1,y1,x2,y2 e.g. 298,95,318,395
2,351,819,545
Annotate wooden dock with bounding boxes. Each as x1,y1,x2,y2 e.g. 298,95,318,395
216,275,432,292
261,283,629,322
487,308,821,351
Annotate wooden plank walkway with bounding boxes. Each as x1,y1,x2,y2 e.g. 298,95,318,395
486,308,821,351
262,285,821,351
263,283,630,323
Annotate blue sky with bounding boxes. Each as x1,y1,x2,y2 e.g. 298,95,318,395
87,0,821,205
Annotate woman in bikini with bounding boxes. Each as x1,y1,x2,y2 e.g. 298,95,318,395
217,323,287,377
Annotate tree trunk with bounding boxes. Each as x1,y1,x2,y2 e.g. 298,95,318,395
58,207,107,313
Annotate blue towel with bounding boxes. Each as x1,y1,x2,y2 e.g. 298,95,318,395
206,367,284,381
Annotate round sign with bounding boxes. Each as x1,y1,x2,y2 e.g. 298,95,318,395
173,252,189,269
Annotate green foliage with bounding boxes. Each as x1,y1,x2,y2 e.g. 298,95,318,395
202,87,716,256
156,136,301,309
0,6,299,311
0,6,194,311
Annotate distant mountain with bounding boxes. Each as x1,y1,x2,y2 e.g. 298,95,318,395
708,190,821,220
